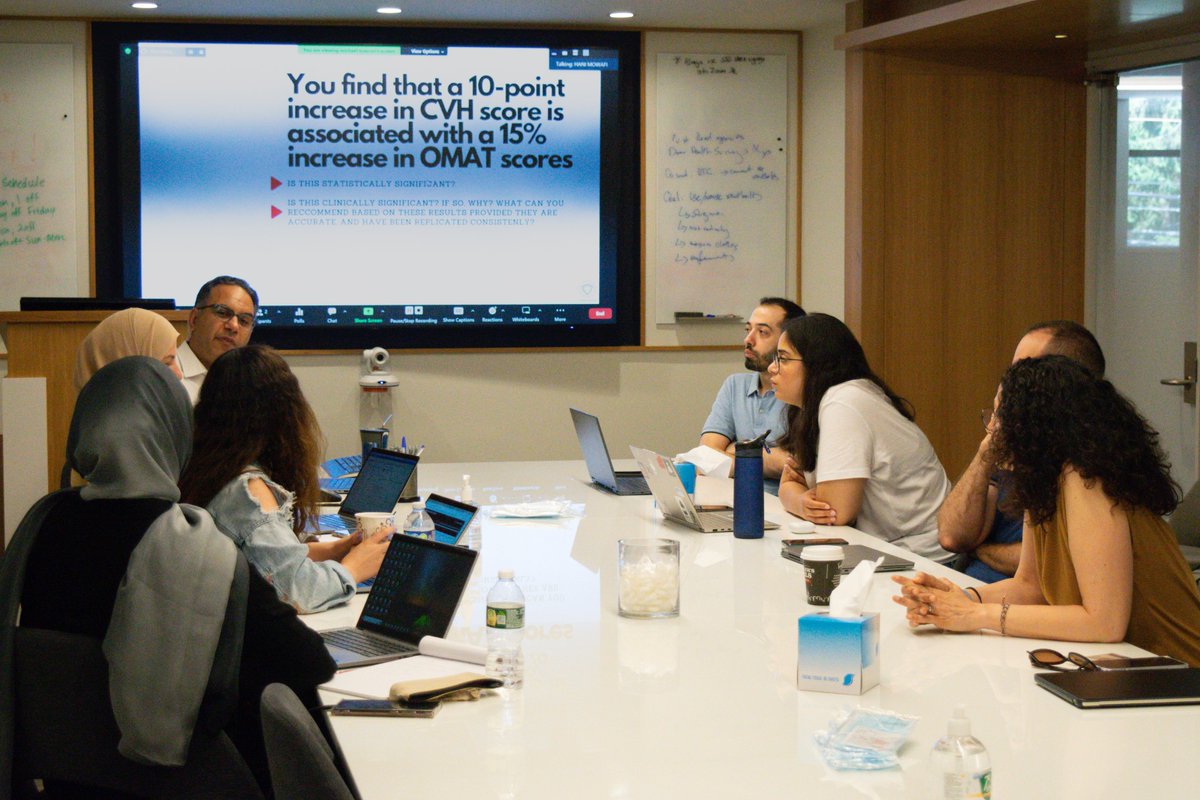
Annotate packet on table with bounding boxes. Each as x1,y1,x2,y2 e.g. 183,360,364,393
813,706,918,770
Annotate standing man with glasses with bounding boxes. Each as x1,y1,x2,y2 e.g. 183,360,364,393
699,296,805,485
938,320,1106,582
177,275,260,404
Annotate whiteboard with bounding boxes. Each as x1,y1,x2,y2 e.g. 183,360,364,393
653,53,788,323
0,42,80,309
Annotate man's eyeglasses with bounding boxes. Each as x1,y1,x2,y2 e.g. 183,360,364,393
1027,648,1099,672
772,352,803,368
980,409,994,432
197,303,256,328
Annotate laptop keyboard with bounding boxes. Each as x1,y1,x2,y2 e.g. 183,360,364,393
320,476,356,493
318,513,351,532
616,474,650,493
323,454,362,478
321,628,414,658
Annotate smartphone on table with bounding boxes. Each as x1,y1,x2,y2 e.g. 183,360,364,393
1087,654,1189,670
329,698,441,718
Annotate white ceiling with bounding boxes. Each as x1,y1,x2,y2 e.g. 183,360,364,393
1,1,847,31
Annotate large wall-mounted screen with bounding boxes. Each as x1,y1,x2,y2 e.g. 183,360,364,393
92,23,641,349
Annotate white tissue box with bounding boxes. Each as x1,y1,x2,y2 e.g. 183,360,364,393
796,612,880,695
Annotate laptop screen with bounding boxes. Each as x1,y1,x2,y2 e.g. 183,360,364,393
339,448,418,516
570,408,617,486
358,535,478,642
423,493,478,545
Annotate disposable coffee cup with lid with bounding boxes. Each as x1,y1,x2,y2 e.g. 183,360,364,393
801,544,844,606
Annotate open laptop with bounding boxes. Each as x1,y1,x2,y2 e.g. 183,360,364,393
424,493,479,546
308,448,419,535
319,453,362,494
570,408,650,495
354,493,479,593
321,533,478,668
631,445,780,533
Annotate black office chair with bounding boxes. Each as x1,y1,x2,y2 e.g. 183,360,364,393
260,683,359,800
0,490,263,800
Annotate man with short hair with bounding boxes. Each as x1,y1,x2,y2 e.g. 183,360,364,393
700,297,805,481
938,319,1105,581
177,275,260,404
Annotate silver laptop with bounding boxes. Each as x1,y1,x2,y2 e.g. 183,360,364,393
321,533,478,668
630,445,780,533
570,408,650,495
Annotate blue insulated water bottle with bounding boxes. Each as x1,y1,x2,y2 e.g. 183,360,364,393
733,431,770,539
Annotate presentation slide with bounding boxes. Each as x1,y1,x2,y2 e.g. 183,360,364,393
131,40,622,331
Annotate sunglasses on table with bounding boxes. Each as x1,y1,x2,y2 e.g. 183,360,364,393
1027,648,1099,672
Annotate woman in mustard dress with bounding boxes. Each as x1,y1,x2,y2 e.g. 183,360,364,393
893,355,1200,666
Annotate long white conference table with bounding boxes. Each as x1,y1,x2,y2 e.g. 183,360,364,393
308,460,1198,798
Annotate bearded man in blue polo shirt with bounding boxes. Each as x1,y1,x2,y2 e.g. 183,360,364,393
699,297,805,486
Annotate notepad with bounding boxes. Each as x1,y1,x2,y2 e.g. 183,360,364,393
1035,667,1200,708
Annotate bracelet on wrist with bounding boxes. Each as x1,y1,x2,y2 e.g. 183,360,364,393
1000,596,1011,636
964,586,982,603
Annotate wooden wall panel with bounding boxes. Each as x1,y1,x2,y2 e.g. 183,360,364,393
847,52,1086,477
2,312,188,490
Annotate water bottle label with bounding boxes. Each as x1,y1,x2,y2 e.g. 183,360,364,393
487,605,525,629
942,769,991,799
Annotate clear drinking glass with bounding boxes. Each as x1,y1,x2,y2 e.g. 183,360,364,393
618,538,680,618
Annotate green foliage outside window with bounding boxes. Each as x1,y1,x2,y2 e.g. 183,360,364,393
1126,94,1181,247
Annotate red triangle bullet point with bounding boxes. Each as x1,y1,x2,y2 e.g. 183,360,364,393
270,206,282,219
270,176,282,190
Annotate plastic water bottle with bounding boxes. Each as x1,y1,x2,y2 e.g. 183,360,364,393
485,570,525,688
403,501,435,540
930,705,991,799
461,474,474,504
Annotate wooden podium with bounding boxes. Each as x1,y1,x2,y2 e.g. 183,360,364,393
1,310,189,492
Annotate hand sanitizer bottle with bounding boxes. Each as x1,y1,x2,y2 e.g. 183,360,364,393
930,705,991,799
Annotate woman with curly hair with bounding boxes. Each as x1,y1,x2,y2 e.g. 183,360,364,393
771,313,951,560
179,344,390,612
894,355,1200,665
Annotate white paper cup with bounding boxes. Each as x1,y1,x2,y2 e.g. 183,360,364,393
801,545,843,606
354,511,395,539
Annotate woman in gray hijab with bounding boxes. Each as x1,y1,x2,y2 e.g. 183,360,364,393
20,356,335,793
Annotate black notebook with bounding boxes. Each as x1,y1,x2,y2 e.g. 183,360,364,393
1035,667,1200,708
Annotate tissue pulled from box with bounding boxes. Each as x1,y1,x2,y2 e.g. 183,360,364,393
674,445,732,477
829,557,883,618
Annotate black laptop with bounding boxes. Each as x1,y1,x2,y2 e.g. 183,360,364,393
309,448,418,534
1035,667,1200,709
570,408,650,495
781,542,914,573
354,493,479,593
321,534,478,668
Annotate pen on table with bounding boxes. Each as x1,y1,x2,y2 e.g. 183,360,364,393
401,435,407,452
415,445,425,458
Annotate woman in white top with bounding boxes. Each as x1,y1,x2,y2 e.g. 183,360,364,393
771,313,951,560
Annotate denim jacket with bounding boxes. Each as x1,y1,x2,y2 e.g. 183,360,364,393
206,469,355,613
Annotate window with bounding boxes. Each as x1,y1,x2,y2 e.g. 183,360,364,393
1118,67,1182,248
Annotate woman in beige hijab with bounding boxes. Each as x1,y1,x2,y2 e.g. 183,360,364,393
74,307,183,392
